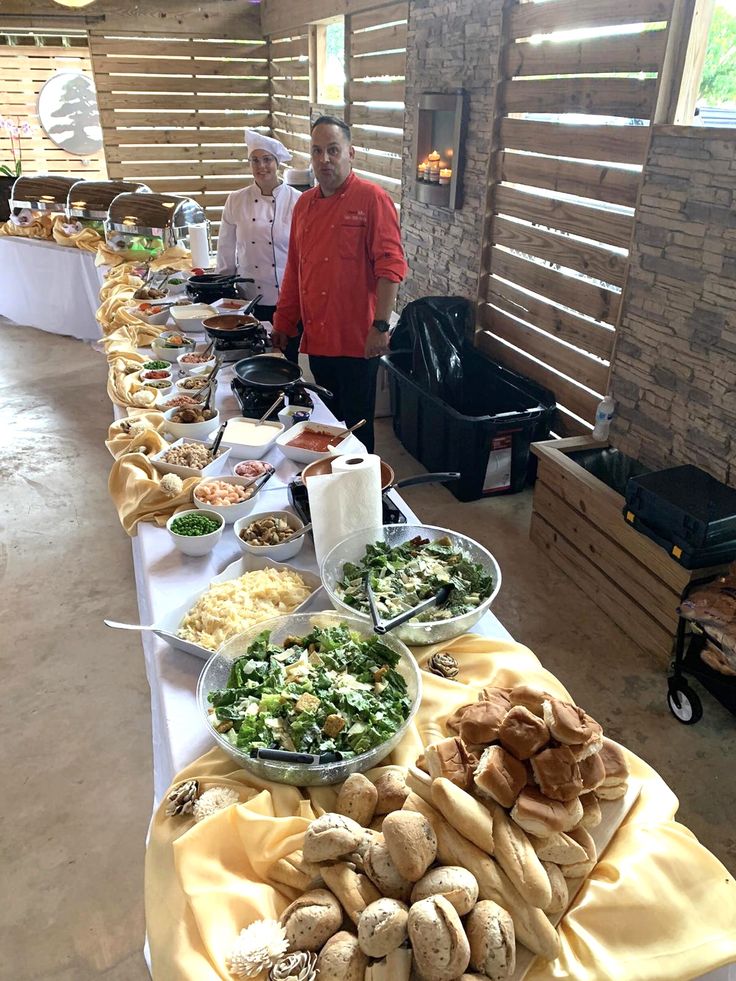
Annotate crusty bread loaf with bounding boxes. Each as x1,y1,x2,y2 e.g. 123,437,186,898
431,777,495,854
528,831,588,865
320,862,381,924
492,805,552,910
541,861,568,915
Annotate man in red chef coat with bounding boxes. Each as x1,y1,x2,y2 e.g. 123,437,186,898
271,115,407,453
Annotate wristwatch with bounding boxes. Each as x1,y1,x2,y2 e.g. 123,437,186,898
372,319,391,333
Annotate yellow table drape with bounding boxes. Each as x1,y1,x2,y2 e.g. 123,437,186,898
145,635,736,981
51,215,103,253
0,214,54,239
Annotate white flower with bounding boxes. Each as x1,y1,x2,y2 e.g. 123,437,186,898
160,473,184,497
227,919,289,978
192,785,239,823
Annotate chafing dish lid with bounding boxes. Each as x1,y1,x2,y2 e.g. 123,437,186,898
67,179,151,219
11,174,79,211
106,191,205,236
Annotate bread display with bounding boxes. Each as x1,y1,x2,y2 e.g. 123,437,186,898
382,810,437,882
357,897,409,956
302,813,364,863
466,899,516,981
279,888,343,951
410,866,479,915
408,895,471,981
336,773,378,827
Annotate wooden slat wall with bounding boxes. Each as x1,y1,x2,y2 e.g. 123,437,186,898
478,0,673,436
0,42,107,178
269,29,311,171
88,31,268,241
345,2,407,204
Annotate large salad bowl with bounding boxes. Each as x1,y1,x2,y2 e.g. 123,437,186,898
320,524,502,645
197,612,422,786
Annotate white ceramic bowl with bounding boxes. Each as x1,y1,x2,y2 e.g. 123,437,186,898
139,368,173,384
175,375,213,396
176,351,217,376
165,275,189,296
274,420,364,465
151,334,195,363
221,417,284,460
163,406,220,441
171,303,218,333
151,437,230,479
231,459,274,482
166,508,224,556
128,303,171,326
140,379,173,397
193,475,261,524
233,509,306,561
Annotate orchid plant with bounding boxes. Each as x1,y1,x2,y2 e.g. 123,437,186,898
1,116,33,178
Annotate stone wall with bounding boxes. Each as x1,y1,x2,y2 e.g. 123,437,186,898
398,0,501,306
609,125,736,487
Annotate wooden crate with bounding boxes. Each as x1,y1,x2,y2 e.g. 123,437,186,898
530,436,726,663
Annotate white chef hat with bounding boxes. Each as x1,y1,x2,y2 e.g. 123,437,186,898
244,129,292,164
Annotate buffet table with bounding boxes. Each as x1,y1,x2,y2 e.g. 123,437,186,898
0,236,104,341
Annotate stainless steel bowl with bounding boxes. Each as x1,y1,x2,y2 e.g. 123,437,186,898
197,612,422,786
320,524,502,645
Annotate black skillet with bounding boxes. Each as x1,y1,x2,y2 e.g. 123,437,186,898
233,354,333,401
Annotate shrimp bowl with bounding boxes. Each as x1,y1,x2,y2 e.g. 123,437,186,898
192,475,262,524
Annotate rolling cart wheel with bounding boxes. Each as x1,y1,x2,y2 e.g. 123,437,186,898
667,681,703,725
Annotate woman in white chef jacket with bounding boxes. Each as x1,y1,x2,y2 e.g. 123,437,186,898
216,130,302,362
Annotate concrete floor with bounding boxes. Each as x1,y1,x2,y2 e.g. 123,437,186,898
1,321,734,980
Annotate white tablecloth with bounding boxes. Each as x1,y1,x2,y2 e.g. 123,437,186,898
0,236,104,341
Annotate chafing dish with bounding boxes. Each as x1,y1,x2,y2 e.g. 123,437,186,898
10,174,79,213
66,179,150,231
105,191,208,258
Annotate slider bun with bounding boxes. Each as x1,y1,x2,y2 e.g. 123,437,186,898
458,699,509,745
425,737,476,791
474,745,527,809
510,788,581,837
507,685,551,717
578,792,602,828
446,702,476,734
597,737,630,783
578,751,606,791
542,699,601,747
530,745,583,802
498,705,550,760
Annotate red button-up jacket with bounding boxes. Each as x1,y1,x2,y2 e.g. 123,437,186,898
273,171,407,358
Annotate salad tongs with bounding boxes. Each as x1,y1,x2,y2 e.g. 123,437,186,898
363,575,452,635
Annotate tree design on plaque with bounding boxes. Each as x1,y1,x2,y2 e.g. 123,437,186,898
38,71,103,157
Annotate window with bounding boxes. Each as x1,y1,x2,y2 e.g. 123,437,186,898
695,0,736,124
315,18,345,105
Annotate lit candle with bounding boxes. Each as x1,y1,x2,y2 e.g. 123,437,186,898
427,150,441,183
439,168,452,185
417,162,427,181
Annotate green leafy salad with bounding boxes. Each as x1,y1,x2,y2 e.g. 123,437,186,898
338,535,494,622
206,624,412,758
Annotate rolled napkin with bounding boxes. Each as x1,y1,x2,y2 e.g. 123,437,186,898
106,410,166,459
307,453,382,567
108,446,199,535
51,214,103,253
0,213,54,239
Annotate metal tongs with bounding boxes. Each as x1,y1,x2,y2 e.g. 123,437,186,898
363,574,452,635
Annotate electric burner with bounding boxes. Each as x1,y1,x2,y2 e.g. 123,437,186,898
231,378,314,420
288,476,408,525
213,322,271,362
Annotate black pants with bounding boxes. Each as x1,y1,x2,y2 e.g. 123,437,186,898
254,303,302,365
308,355,380,454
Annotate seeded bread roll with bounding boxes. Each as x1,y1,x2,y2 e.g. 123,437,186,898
382,809,437,882
320,862,381,924
474,745,527,809
279,888,342,951
364,838,413,902
335,773,378,827
492,804,552,910
408,895,471,981
531,745,584,802
315,930,368,981
364,947,412,981
499,705,550,760
411,866,479,916
357,898,408,957
431,776,495,854
303,813,364,863
373,770,410,814
466,900,516,981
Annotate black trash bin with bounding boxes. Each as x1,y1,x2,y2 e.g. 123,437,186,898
383,343,555,502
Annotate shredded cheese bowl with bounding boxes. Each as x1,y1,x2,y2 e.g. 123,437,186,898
196,612,422,785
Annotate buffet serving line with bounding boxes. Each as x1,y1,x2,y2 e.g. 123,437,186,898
97,261,736,981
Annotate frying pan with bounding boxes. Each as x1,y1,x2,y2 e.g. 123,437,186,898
301,458,459,494
233,354,333,401
202,313,260,341
187,273,251,302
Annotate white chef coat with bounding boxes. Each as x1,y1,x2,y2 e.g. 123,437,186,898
215,181,300,306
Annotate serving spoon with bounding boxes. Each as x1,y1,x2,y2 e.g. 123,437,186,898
104,619,180,644
331,418,367,442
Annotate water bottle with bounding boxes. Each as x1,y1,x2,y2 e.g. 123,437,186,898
592,396,615,440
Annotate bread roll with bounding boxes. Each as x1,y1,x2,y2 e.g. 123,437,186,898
492,804,552,910
510,788,575,837
595,737,629,799
578,751,606,791
364,838,413,902
542,699,601,746
530,745,584,802
425,737,476,790
561,826,597,878
528,831,588,865
446,702,475,733
373,770,410,814
431,776,495,854
364,946,412,981
541,861,568,915
319,862,381,924
498,705,550,760
474,745,527,808
579,792,602,829
466,899,516,980
457,699,508,745
335,773,378,827
508,685,551,716
408,895,471,981
315,930,367,981
279,888,342,951
382,810,437,882
303,813,364,863
411,866,479,915
357,898,408,957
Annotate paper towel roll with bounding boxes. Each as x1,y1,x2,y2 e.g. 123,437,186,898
188,223,211,269
331,454,379,475
308,454,383,568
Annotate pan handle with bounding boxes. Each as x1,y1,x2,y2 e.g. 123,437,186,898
300,380,334,401
393,471,460,490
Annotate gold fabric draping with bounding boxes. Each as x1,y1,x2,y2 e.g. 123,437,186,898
51,215,103,253
108,438,199,535
105,410,166,459
145,635,736,981
0,214,54,239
